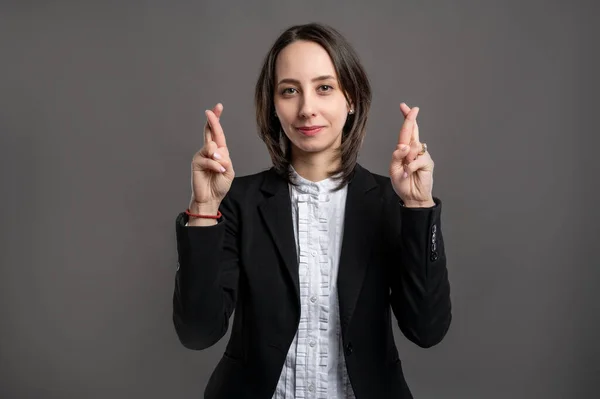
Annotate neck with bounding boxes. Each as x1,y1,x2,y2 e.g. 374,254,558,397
290,149,341,182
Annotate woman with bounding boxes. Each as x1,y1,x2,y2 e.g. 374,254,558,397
173,23,451,399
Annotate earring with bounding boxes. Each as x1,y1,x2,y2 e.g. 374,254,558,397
349,109,354,114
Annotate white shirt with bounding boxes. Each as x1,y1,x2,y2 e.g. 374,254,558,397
185,169,356,398
272,167,355,399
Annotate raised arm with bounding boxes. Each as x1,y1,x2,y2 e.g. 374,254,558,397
387,102,451,347
172,103,239,349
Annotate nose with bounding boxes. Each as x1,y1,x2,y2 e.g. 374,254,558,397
298,93,317,119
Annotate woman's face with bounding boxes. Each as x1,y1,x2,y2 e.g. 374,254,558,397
274,40,352,160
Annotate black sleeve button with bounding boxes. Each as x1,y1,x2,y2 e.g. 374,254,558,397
345,342,353,356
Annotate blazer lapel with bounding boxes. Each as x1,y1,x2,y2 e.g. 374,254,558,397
337,164,382,332
257,165,382,324
258,169,300,308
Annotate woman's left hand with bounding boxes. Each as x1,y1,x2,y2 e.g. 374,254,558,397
389,103,435,208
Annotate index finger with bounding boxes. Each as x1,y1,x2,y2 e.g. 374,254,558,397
398,105,419,146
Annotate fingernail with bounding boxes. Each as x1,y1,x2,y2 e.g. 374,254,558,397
403,171,408,179
400,144,408,151
213,152,221,160
220,166,226,173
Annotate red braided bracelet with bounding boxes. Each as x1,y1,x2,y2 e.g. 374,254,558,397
185,209,222,219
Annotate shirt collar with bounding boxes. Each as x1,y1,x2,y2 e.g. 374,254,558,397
289,165,341,195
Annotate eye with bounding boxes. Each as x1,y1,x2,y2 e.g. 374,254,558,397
318,85,333,92
281,87,298,95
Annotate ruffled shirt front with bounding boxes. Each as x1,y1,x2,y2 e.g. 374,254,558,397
273,167,356,399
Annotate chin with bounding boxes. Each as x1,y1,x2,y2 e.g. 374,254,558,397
289,129,340,152
291,139,338,155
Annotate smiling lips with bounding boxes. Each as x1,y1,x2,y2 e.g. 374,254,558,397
296,126,324,136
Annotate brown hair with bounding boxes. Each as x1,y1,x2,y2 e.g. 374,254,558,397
254,23,372,190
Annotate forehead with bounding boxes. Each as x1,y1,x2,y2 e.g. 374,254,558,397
275,40,337,80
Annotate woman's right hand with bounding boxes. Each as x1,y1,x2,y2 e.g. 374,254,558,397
189,103,235,213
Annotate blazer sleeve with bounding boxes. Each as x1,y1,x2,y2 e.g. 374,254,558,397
388,197,452,348
172,194,240,350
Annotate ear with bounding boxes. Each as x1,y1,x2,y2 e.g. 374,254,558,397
346,96,355,114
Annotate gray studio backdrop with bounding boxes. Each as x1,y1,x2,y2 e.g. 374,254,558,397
1,1,598,398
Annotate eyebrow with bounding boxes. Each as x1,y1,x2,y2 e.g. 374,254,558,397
276,75,336,86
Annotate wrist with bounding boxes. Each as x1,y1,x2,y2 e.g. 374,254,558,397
402,198,435,208
188,200,221,215
186,202,221,227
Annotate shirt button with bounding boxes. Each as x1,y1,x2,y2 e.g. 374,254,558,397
308,384,315,392
309,340,316,347
311,251,317,257
310,295,317,303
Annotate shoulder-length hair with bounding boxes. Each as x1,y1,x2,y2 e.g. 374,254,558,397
254,23,372,190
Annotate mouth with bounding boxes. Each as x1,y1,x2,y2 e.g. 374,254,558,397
295,126,325,136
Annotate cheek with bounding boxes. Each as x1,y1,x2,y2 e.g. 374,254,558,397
325,105,350,128
274,101,297,125
330,96,350,118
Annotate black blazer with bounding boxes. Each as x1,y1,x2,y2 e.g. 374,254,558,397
173,164,452,399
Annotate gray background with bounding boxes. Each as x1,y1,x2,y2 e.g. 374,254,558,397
1,0,598,398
